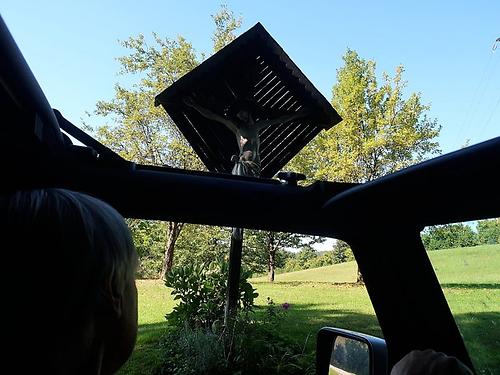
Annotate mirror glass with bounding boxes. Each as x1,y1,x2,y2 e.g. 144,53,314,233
329,336,370,375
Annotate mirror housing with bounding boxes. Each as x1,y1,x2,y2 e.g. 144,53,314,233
316,327,388,375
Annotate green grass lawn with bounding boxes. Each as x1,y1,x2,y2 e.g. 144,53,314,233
119,244,500,374
252,260,358,283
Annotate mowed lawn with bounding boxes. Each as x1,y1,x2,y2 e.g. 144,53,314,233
119,244,500,374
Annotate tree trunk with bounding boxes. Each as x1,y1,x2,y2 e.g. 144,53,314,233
160,221,183,279
356,266,364,284
268,250,276,282
267,232,276,282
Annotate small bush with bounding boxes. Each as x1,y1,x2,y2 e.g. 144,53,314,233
164,262,258,328
155,326,228,375
155,307,314,375
158,266,314,375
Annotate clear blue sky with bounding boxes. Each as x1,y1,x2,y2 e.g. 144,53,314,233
2,0,499,154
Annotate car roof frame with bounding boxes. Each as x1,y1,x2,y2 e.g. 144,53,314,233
3,15,499,371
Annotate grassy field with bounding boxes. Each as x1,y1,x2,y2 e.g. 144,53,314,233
252,260,358,283
119,244,500,374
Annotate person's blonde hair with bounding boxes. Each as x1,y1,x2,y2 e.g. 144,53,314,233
3,188,137,355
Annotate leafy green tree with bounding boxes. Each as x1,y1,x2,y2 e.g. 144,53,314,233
240,233,269,275
243,231,322,282
212,4,242,53
282,241,354,272
91,33,200,279
289,49,441,281
174,224,231,266
421,223,478,250
90,7,242,278
250,231,299,282
282,256,300,272
295,246,318,266
284,246,321,271
476,218,500,245
304,252,333,269
127,219,166,278
331,240,355,264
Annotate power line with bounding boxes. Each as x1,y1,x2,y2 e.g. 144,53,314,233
455,37,499,146
477,94,500,139
492,37,500,51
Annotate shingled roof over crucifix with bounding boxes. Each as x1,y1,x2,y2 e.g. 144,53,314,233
155,22,342,178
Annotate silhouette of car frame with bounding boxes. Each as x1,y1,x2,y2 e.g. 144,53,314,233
1,15,498,374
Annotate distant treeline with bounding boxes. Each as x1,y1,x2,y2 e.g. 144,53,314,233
278,240,354,273
277,218,500,274
421,218,500,251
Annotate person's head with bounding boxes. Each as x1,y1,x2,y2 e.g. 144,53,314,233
225,98,257,124
391,349,473,375
2,188,138,374
236,109,250,123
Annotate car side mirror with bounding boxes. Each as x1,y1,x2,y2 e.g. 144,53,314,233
316,327,388,375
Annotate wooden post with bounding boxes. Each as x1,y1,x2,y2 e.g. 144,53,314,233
224,227,243,325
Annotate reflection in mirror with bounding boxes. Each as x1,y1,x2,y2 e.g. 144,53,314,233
329,336,370,375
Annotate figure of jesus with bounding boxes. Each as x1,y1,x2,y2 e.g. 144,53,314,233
184,96,308,177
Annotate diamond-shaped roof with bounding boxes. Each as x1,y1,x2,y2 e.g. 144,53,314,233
155,22,341,178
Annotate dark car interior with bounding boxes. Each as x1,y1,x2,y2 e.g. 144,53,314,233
1,15,499,374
